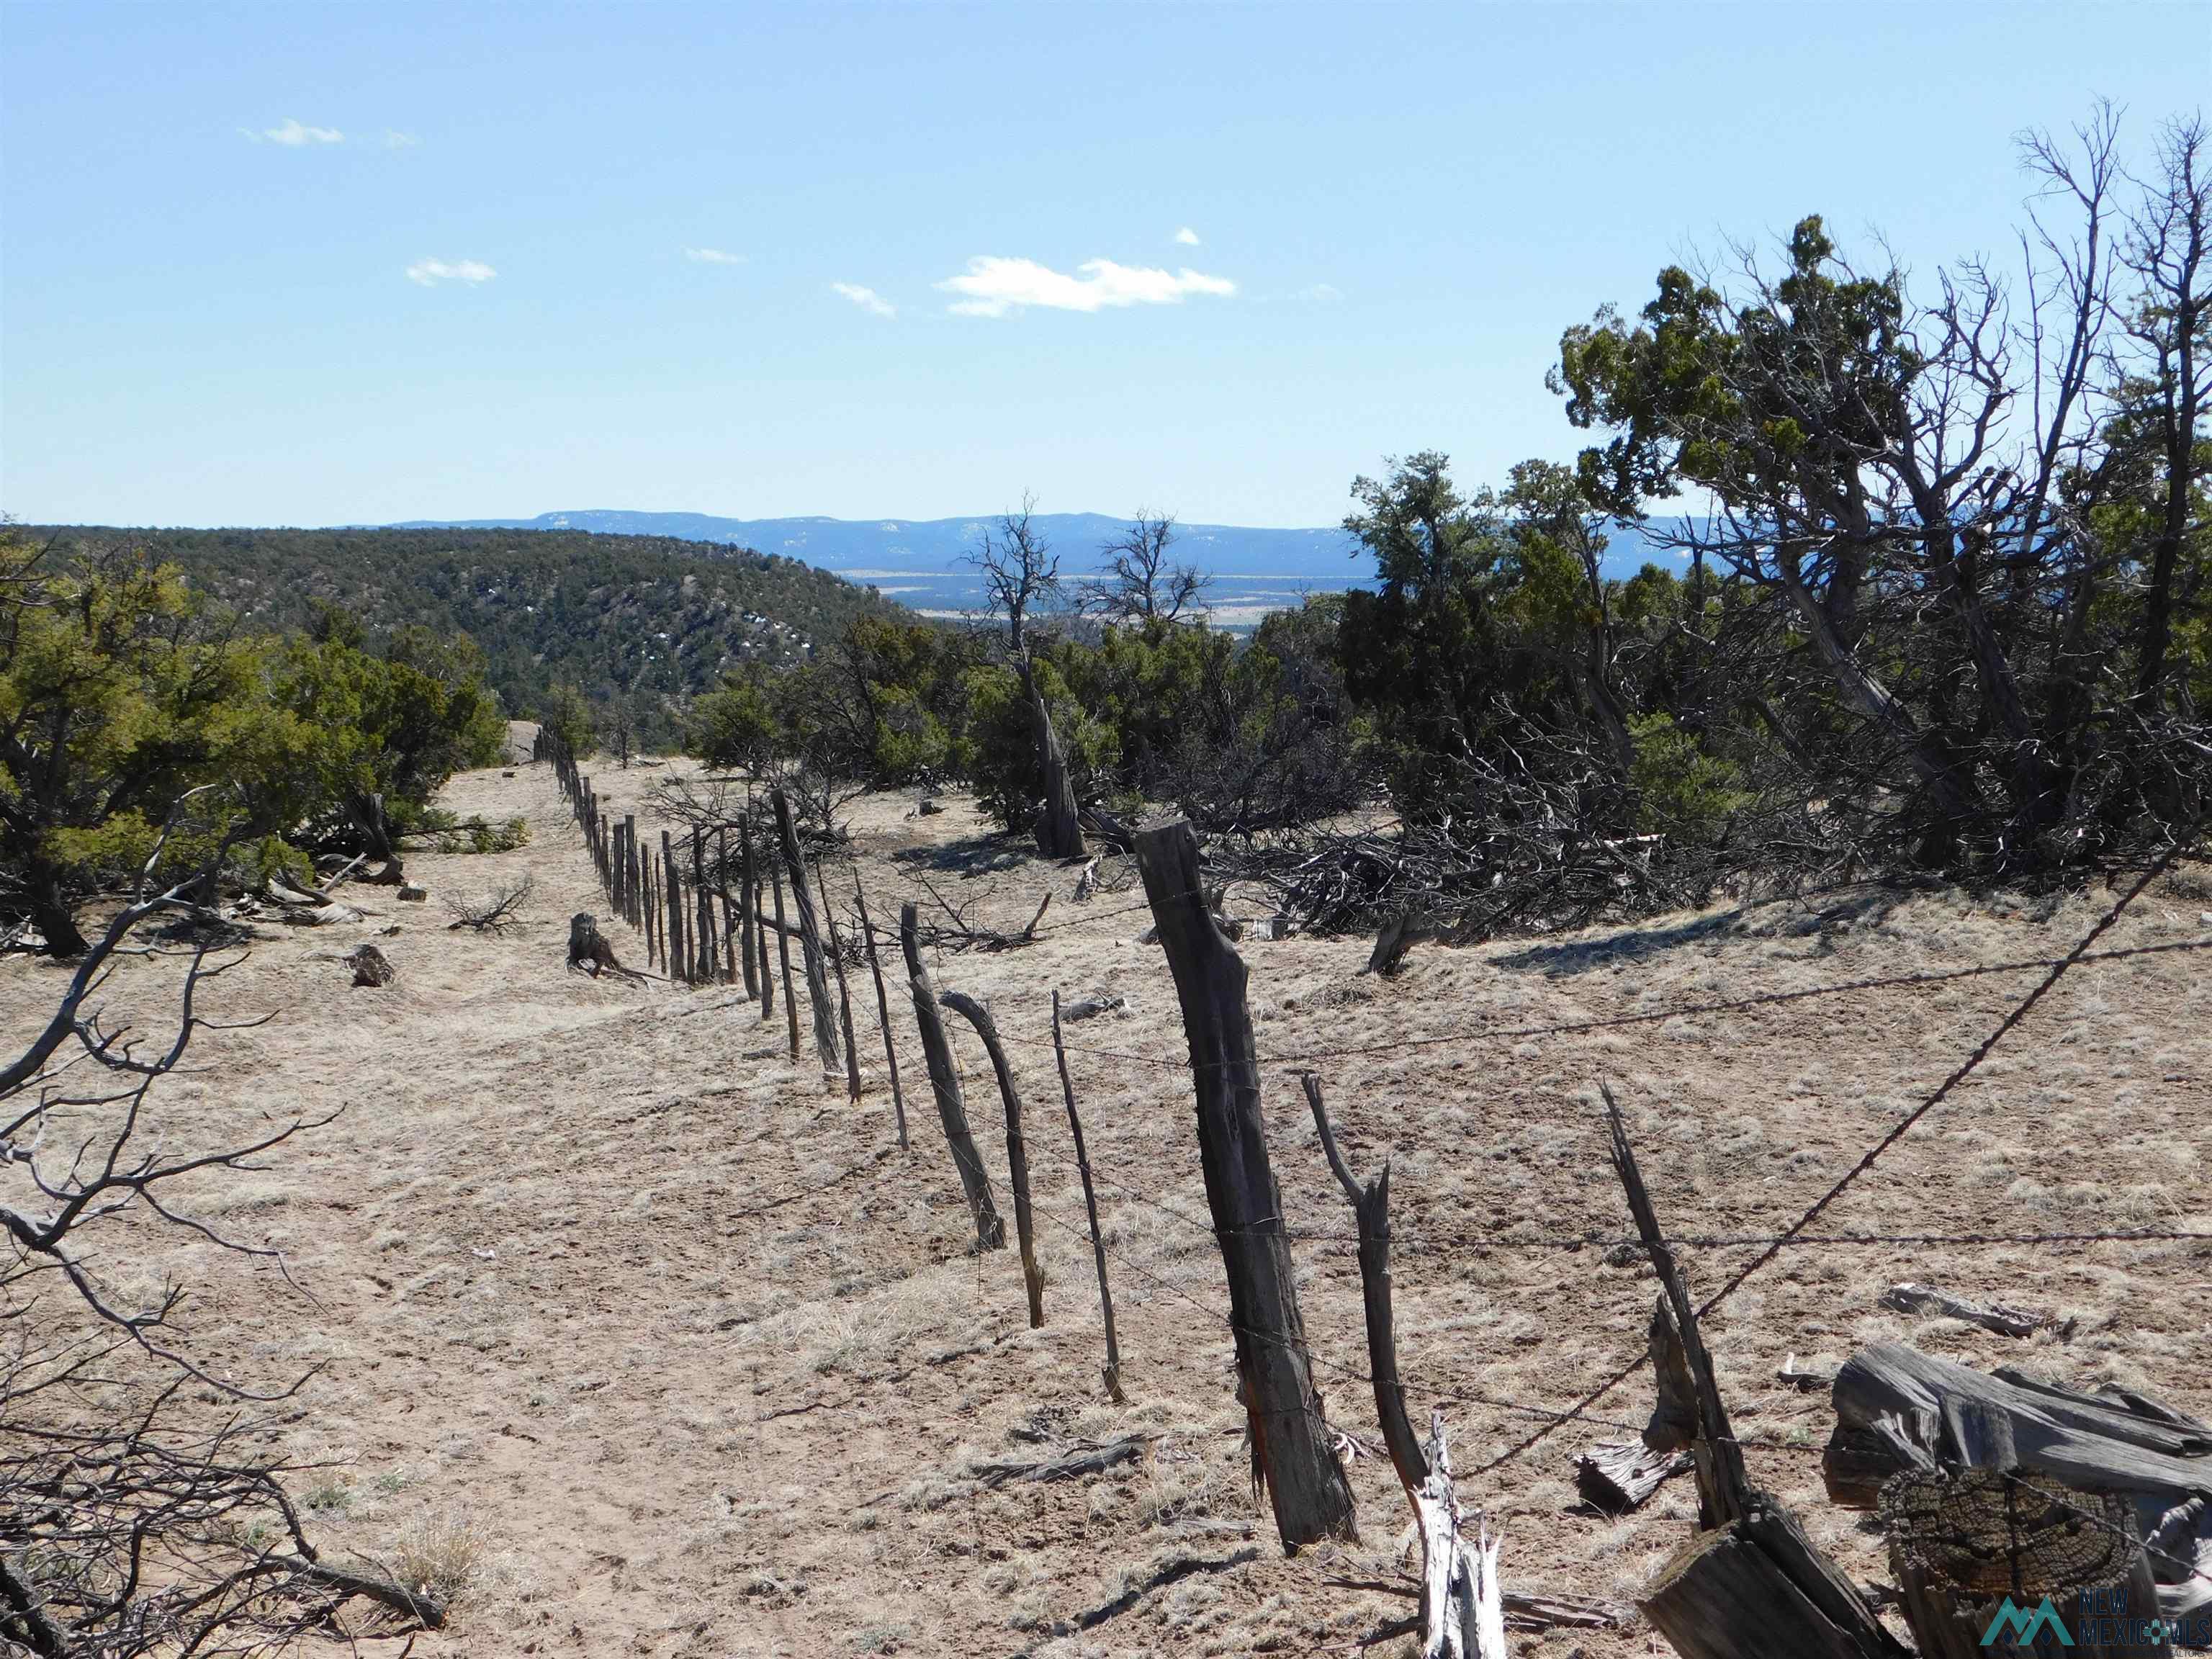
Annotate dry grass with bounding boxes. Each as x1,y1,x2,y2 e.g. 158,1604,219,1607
4,747,2204,1657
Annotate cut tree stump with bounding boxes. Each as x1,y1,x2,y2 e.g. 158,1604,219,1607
1577,1439,1694,1514
567,912,646,982
1136,818,1356,1555
900,902,1004,1251
1881,1467,2172,1658
346,943,396,987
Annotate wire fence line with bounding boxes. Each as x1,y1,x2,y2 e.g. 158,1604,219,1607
552,768,2208,1614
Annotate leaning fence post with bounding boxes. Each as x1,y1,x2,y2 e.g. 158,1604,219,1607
1610,1087,1907,1659
899,902,1003,1249
739,819,760,999
772,788,842,1079
771,864,799,1058
1053,991,1123,1401
1134,817,1356,1553
855,875,907,1148
941,991,1043,1327
817,863,863,1102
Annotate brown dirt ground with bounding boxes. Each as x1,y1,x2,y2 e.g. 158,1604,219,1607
6,740,2208,1658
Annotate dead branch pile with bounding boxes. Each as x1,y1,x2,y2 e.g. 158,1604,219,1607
444,872,536,933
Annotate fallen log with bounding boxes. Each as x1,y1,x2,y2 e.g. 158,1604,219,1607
1881,1281,2074,1341
1824,1343,2212,1538
971,1436,1143,1488
1577,1439,1693,1514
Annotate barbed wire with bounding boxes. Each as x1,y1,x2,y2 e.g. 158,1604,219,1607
1462,845,2190,1480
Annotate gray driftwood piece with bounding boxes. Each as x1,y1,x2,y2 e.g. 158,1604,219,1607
899,902,1004,1251
1411,1413,1509,1659
1881,1281,2074,1340
940,990,1044,1326
1577,1439,1693,1514
1135,818,1355,1554
1825,1342,2212,1537
772,788,842,1077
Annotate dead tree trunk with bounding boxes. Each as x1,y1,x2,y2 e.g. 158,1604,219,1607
1053,992,1121,1402
738,821,760,998
817,863,863,1102
941,992,1044,1327
1023,662,1087,860
1133,817,1355,1554
857,876,907,1149
773,788,842,1078
899,902,1003,1250
772,865,799,1059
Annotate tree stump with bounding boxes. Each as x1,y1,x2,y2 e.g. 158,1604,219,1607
1881,1467,2172,1657
346,943,396,987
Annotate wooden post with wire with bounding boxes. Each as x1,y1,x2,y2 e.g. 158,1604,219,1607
1133,817,1355,1554
899,901,1002,1250
1053,990,1121,1402
856,876,907,1148
941,991,1043,1326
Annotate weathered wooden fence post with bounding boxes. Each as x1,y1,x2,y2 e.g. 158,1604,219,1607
739,820,760,999
1609,1089,1907,1659
817,864,863,1102
771,865,799,1058
899,902,1003,1249
771,788,842,1078
718,828,737,984
940,992,1043,1327
1133,817,1356,1552
855,876,907,1148
691,827,716,985
1053,991,1122,1402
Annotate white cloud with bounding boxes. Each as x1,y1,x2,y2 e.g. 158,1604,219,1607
382,130,419,149
936,256,1235,318
685,247,747,266
1174,226,1201,246
245,118,343,146
832,282,896,318
406,258,496,287
1300,282,1344,302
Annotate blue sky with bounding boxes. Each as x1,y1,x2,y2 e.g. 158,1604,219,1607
4,1,2207,529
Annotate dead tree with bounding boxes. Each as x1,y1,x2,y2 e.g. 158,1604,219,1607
856,874,907,1148
816,864,863,1100
899,902,1003,1250
1053,992,1120,1401
1,854,442,1653
940,992,1044,1327
773,788,841,1077
966,497,1086,858
1605,1090,1907,1659
1134,817,1355,1552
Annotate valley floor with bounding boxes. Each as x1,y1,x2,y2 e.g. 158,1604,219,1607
6,745,2208,1657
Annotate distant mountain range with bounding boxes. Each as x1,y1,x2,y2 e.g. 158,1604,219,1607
385,508,1678,623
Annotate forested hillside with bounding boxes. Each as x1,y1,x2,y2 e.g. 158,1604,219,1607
29,526,907,746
